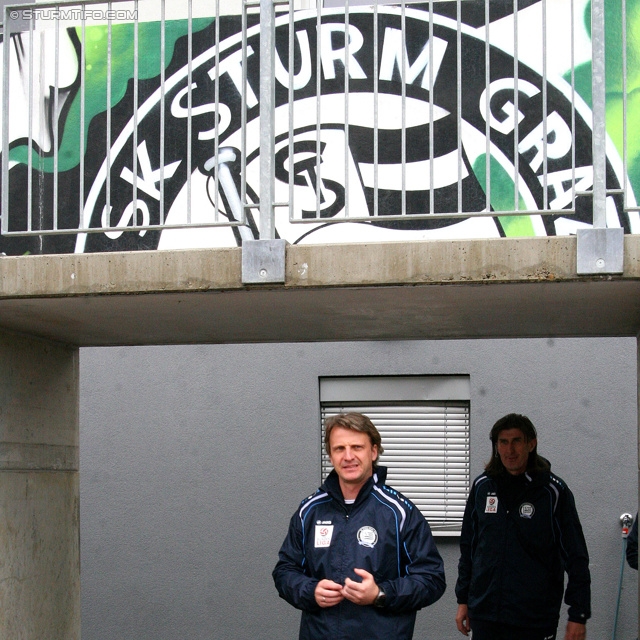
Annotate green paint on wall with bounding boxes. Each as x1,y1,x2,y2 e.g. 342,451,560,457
472,154,535,237
9,18,213,172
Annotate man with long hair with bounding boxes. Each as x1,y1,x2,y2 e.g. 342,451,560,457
455,413,591,640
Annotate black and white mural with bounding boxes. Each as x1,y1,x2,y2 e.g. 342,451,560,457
2,0,638,255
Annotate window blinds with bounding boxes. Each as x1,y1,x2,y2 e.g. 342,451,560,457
321,403,470,533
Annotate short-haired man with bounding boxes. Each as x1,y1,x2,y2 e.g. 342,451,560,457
455,413,591,640
273,412,446,639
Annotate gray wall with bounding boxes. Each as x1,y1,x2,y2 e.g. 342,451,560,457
79,338,638,639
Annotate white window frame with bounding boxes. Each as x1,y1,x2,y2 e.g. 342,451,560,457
320,375,470,536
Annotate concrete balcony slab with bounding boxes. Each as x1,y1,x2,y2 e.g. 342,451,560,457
0,236,639,345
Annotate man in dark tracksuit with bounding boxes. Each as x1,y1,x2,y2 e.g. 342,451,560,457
627,513,638,570
455,413,591,640
273,412,445,640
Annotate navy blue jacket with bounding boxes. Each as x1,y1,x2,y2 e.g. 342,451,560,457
455,469,591,628
273,466,446,640
626,513,638,570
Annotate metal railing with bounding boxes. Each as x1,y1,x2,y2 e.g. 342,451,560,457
1,0,638,254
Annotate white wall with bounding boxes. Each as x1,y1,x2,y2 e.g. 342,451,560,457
79,337,638,639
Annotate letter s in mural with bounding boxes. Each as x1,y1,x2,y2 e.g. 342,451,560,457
1,0,638,255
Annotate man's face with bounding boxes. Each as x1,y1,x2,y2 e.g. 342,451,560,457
328,427,378,488
496,427,536,475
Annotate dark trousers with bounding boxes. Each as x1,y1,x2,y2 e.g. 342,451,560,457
470,619,557,640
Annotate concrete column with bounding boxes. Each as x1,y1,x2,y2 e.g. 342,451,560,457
0,330,79,639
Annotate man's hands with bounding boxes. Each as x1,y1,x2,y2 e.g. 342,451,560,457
455,604,471,636
565,621,586,640
314,579,344,608
343,568,379,605
314,569,380,608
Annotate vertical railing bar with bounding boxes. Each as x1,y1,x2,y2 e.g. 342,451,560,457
571,0,576,210
27,16,34,232
288,0,295,223
591,0,607,227
373,0,379,218
79,11,87,231
2,10,10,235
456,0,462,213
428,0,434,215
484,0,491,213
106,2,112,231
315,1,321,220
132,0,139,232
213,0,221,223
241,0,248,224
401,0,407,217
345,0,350,218
513,0,519,211
186,0,193,225
53,14,60,231
541,0,548,210
622,0,629,210
38,28,46,241
259,0,276,238
159,0,166,224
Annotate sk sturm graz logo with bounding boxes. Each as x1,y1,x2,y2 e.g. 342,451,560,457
1,1,635,255
519,502,535,519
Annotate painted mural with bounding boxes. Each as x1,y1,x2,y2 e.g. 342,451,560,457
1,0,638,255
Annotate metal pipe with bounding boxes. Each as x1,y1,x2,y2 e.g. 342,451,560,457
591,0,607,227
259,0,276,239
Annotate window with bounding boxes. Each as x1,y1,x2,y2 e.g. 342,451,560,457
320,376,470,535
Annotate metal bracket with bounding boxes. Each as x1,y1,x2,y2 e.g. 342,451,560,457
576,228,624,275
241,239,286,284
